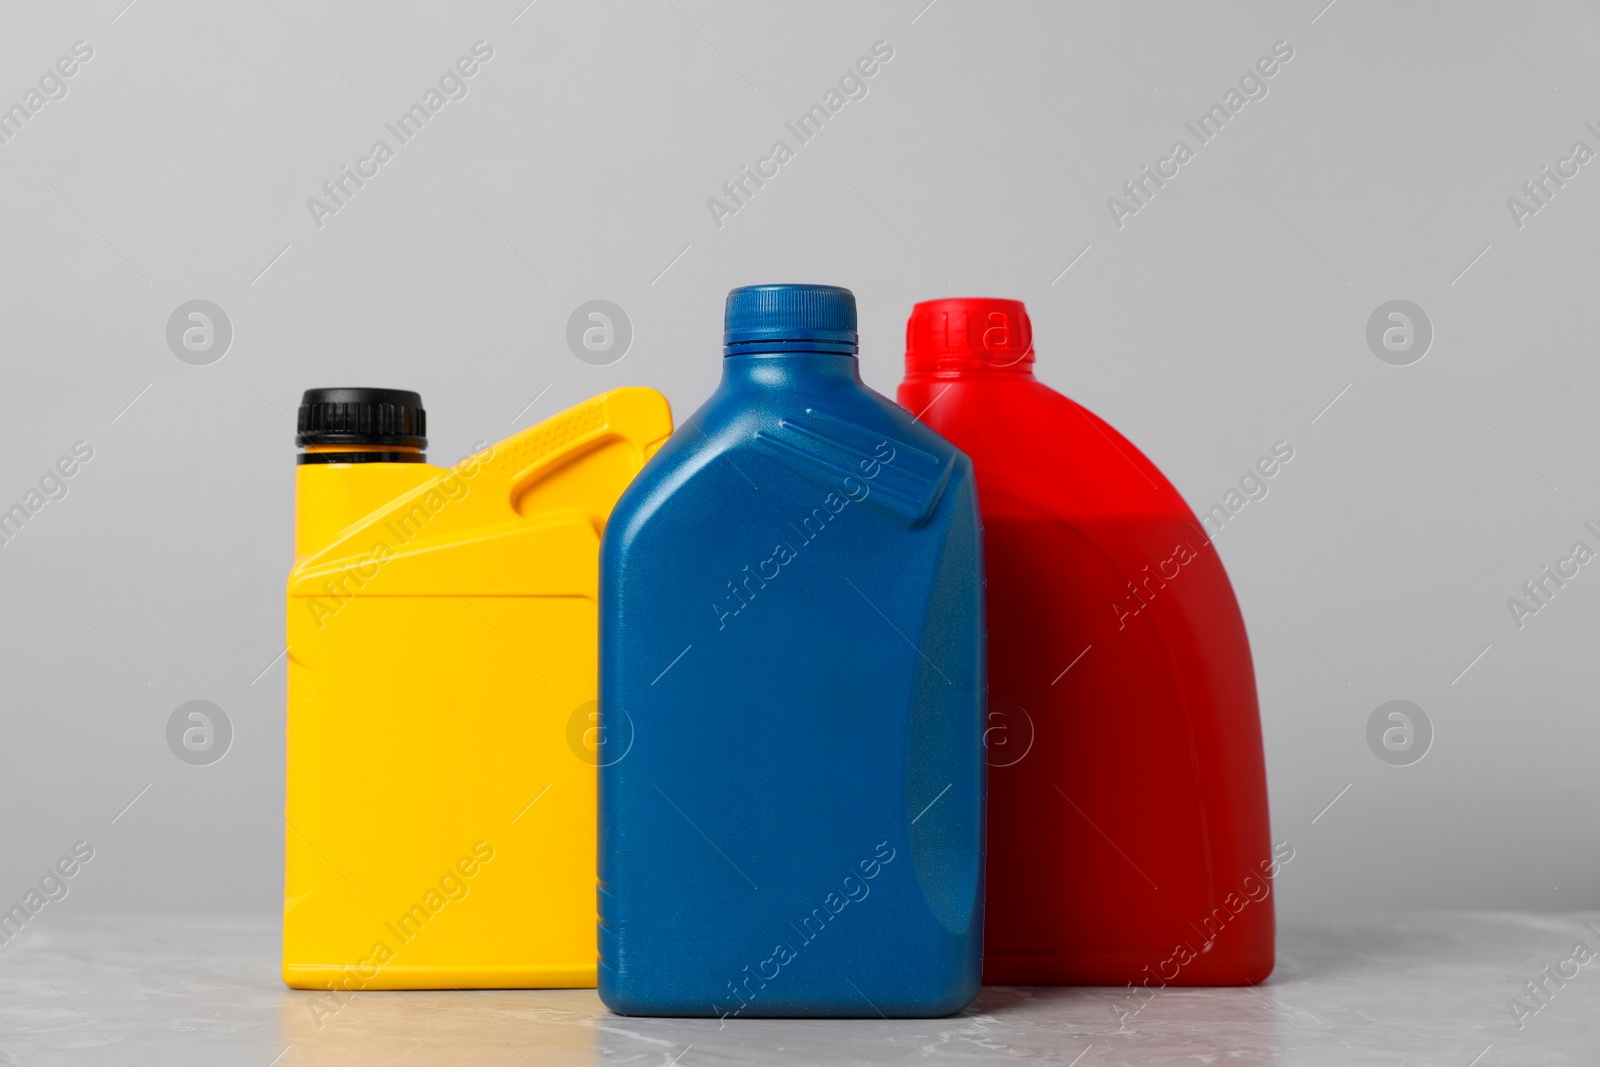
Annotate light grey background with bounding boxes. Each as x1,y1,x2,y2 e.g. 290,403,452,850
1,0,1595,922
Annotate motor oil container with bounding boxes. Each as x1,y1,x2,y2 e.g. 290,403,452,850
598,285,986,1017
282,385,673,990
898,298,1276,986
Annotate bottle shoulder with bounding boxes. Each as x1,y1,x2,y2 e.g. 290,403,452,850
608,381,973,552
688,379,967,456
912,378,1189,520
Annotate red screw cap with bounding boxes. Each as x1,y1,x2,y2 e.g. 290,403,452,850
905,297,1034,376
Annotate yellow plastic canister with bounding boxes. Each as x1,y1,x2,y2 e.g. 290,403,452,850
282,386,672,991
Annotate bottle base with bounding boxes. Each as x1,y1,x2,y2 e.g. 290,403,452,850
601,974,979,1018
982,949,1274,987
283,962,597,991
601,997,977,1019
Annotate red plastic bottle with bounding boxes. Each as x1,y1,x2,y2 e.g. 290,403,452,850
898,298,1276,987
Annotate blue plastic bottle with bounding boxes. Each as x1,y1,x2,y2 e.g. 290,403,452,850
598,284,986,1018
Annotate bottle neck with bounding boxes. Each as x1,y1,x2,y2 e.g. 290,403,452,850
721,349,864,389
903,346,1037,381
297,443,426,465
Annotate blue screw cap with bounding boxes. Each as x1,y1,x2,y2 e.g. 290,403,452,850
723,284,858,356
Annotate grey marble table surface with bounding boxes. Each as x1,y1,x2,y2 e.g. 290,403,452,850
1,912,1595,1065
